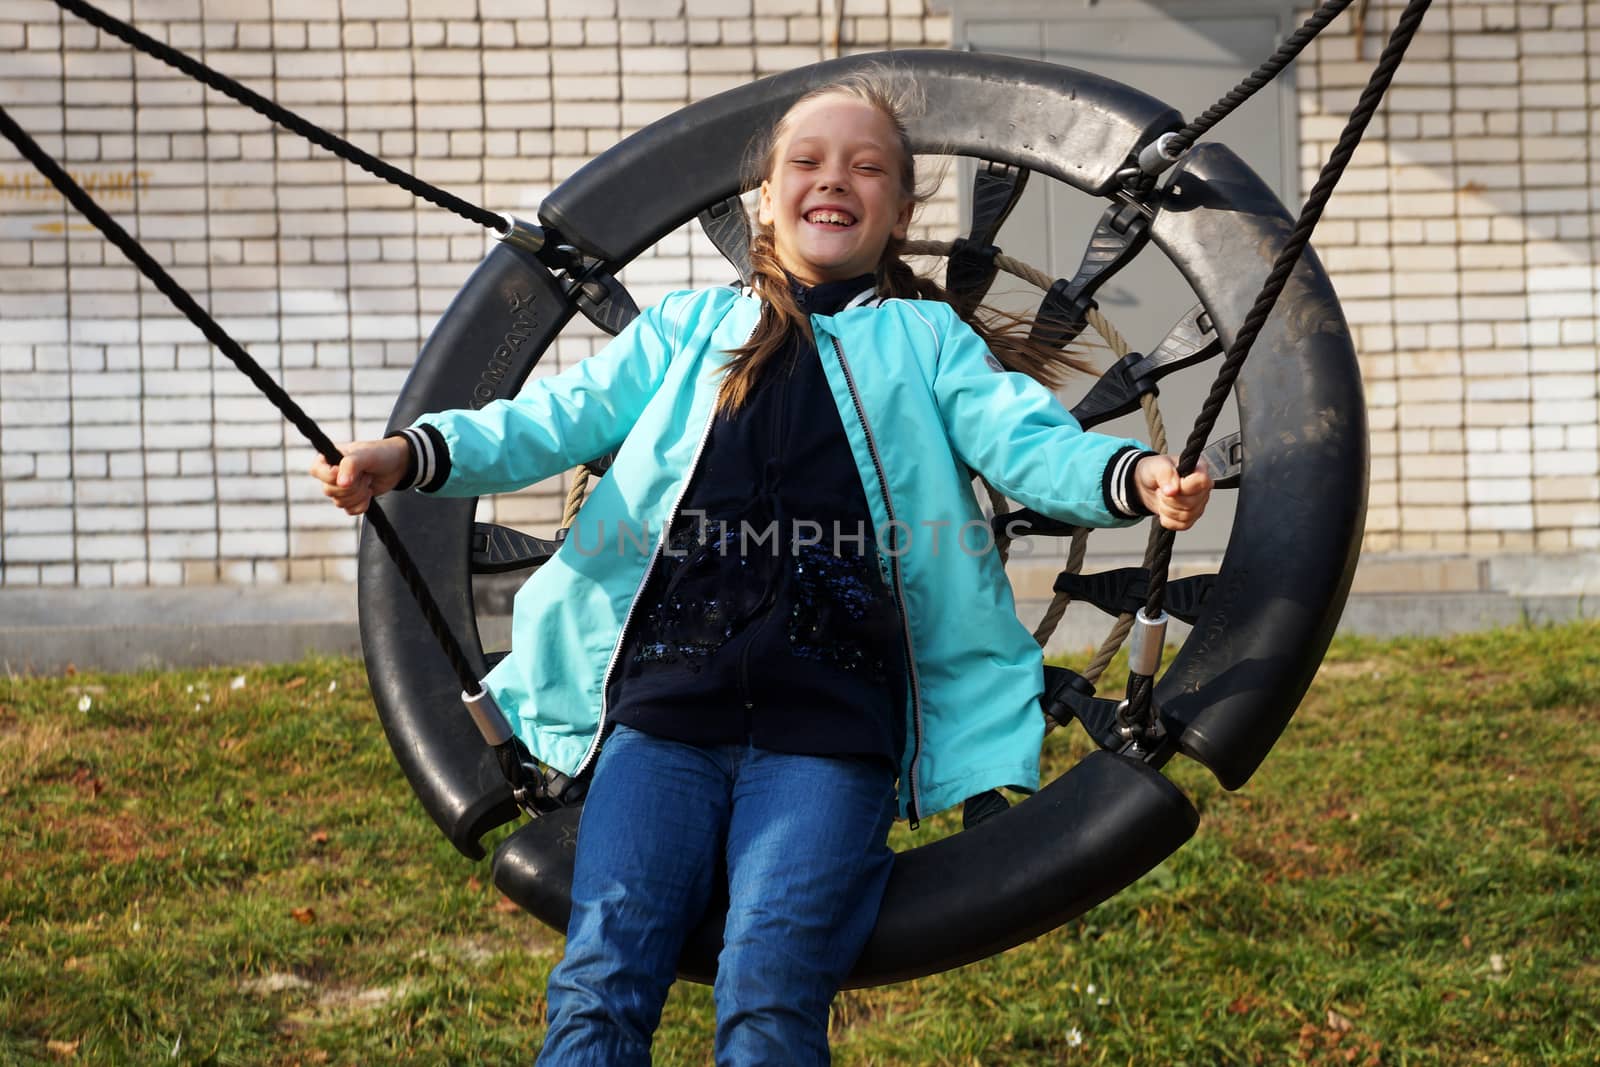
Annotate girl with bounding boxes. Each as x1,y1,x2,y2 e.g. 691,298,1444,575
313,70,1211,1066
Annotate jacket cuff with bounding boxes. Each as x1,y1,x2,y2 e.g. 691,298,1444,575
1104,446,1156,520
395,424,451,493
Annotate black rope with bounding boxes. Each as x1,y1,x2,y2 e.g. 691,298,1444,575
1168,0,1357,157
50,0,504,234
0,101,484,700
1125,0,1434,735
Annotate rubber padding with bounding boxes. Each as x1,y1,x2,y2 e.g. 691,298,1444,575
359,51,1364,981
540,49,1182,265
359,242,576,858
1146,145,1367,789
491,750,1199,987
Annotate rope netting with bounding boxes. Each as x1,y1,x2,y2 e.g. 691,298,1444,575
902,241,1170,710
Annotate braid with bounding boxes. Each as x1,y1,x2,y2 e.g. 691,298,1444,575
721,231,810,414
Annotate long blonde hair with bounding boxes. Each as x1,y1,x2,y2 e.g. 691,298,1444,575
719,66,1092,414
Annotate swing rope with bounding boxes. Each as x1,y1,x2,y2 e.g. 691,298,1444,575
1120,0,1434,741
49,0,506,235
1166,0,1358,160
0,102,485,708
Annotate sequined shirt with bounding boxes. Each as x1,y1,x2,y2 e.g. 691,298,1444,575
606,275,907,765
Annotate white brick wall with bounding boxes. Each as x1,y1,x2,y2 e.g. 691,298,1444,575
0,0,950,588
1300,0,1600,554
3,0,1598,589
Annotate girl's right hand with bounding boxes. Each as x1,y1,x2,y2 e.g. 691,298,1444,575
309,437,411,515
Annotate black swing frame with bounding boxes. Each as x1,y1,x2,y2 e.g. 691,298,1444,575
357,49,1367,987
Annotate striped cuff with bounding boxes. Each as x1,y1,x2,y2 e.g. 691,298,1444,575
1104,446,1156,520
394,424,450,493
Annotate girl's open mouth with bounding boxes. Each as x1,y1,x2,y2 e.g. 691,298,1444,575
805,208,856,229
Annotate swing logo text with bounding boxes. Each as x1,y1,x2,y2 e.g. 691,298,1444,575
471,289,540,409
564,512,1045,560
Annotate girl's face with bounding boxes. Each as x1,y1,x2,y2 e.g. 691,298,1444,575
758,93,914,288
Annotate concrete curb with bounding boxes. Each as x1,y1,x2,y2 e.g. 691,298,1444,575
2,583,1594,675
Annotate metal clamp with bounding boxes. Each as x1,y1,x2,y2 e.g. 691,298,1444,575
462,686,514,747
495,213,547,257
1137,131,1186,177
1114,698,1137,740
1127,607,1169,677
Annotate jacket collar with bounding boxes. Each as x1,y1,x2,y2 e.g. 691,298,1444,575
742,274,880,312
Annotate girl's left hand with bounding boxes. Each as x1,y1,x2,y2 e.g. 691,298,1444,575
1135,454,1213,531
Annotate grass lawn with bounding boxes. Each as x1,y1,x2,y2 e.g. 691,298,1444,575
2,620,1597,1065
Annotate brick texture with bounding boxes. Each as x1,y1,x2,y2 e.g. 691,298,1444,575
1,1,948,587
1301,0,1600,554
2,0,1597,589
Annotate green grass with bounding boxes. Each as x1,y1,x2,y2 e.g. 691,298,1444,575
2,622,1598,1065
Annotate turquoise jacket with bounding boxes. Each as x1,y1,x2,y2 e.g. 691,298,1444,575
416,286,1146,820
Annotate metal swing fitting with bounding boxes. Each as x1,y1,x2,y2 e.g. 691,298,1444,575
1115,607,1171,741
1127,606,1170,678
1136,132,1186,177
495,212,548,257
462,686,515,747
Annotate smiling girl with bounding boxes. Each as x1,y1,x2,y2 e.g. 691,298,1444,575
312,68,1211,1066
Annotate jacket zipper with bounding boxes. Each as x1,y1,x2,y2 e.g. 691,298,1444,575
826,331,925,828
576,338,744,780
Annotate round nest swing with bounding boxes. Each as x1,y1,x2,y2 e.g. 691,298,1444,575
357,49,1368,988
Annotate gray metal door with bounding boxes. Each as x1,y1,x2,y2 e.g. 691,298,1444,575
953,0,1300,556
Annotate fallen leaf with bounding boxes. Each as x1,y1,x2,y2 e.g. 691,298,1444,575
284,676,307,690
466,876,483,891
1461,934,1473,949
309,830,329,845
46,1038,79,1056
493,895,521,914
1327,1008,1353,1033
1227,996,1257,1015
290,907,316,925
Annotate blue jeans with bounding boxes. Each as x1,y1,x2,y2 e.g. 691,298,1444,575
537,723,897,1067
